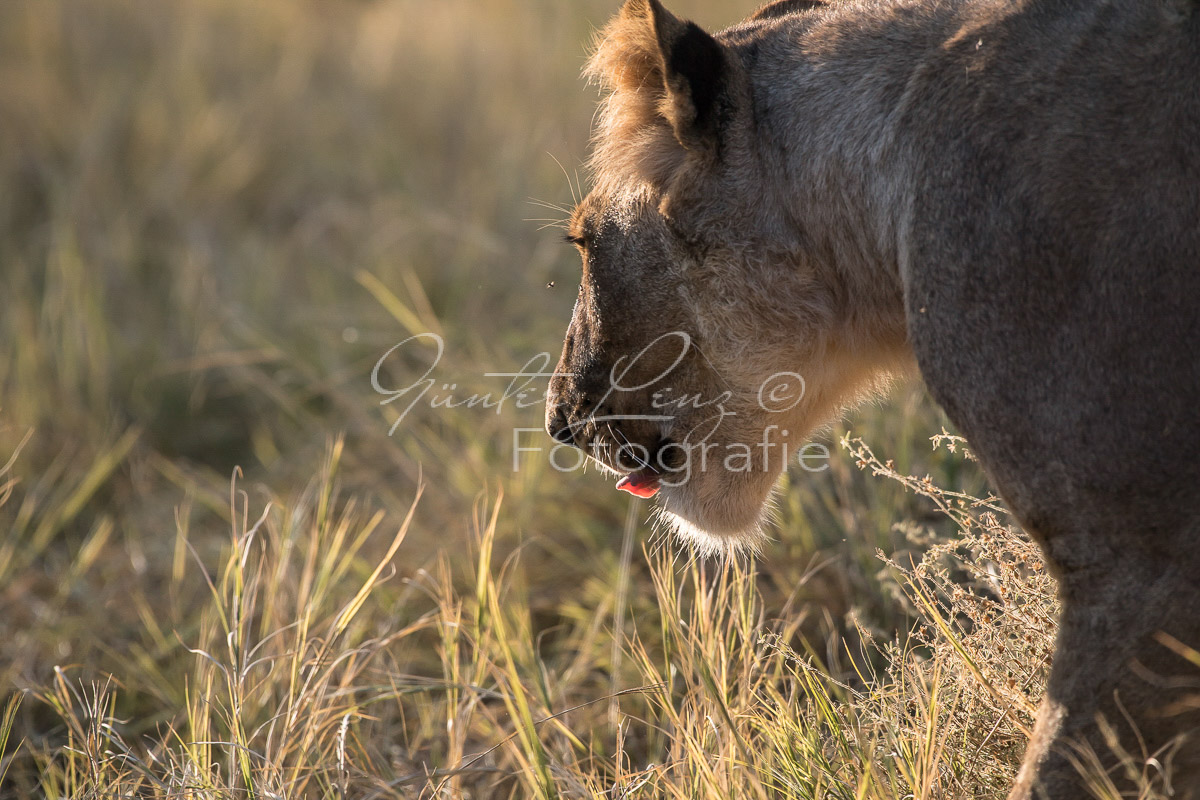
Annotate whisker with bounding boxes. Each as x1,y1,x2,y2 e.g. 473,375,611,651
525,198,574,234
526,197,574,215
609,424,651,470
548,153,581,208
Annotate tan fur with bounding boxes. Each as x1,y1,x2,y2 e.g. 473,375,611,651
548,0,1200,796
585,1,689,196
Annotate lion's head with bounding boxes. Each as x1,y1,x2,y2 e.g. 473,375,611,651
546,0,909,553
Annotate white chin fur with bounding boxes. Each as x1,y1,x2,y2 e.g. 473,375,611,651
652,484,776,559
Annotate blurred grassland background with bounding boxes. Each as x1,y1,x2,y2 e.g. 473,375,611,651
0,0,1060,797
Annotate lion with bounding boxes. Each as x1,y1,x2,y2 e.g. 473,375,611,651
544,0,1200,795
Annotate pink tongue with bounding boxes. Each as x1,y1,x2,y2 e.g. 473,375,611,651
616,471,660,498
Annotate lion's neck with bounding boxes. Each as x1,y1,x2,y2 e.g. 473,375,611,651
737,0,963,360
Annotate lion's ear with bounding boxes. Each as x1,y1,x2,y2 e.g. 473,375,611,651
645,1,730,152
605,0,731,154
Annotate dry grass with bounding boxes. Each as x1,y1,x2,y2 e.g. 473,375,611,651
0,424,1062,798
0,0,1145,797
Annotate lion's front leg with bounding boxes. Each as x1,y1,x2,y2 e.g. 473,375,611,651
1010,558,1200,800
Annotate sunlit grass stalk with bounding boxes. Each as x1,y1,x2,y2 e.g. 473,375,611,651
0,692,23,792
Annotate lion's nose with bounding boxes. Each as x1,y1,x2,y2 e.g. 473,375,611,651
546,405,576,444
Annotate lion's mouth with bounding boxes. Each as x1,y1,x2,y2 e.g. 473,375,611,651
610,434,683,498
615,468,661,498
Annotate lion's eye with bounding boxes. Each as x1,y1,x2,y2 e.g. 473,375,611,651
563,233,587,249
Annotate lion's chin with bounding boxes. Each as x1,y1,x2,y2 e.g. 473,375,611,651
653,470,778,558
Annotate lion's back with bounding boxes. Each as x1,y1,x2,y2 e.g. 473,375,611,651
901,0,1200,548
